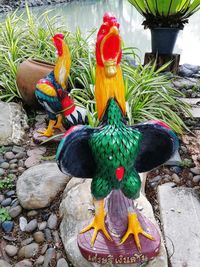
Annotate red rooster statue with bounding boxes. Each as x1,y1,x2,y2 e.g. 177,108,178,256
56,14,178,264
35,33,87,138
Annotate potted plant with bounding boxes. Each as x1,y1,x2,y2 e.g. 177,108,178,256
128,0,200,54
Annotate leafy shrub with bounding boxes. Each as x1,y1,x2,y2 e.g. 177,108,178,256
0,208,11,222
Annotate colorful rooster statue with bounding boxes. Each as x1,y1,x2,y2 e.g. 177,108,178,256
56,14,178,264
35,33,87,137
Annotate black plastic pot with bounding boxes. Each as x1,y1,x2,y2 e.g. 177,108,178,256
151,28,180,54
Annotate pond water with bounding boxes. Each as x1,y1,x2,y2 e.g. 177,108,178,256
31,0,200,65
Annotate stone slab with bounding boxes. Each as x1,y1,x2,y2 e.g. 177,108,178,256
179,98,200,118
0,101,28,145
158,183,200,267
179,98,200,106
60,178,168,267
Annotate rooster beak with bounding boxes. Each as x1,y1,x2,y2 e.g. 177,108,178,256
110,26,119,35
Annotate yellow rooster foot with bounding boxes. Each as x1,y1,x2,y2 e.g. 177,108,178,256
120,212,154,252
80,200,112,247
37,119,55,137
53,115,65,132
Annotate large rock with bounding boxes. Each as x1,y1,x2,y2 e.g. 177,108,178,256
60,178,168,267
17,163,70,209
0,101,28,145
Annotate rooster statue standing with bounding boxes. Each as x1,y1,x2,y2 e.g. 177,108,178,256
57,14,178,265
35,33,87,139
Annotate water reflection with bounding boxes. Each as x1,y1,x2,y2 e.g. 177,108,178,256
20,0,200,64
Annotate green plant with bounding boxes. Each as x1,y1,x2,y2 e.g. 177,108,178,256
0,208,11,222
128,0,200,28
0,178,14,189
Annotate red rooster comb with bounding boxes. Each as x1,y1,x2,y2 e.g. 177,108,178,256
53,33,64,40
96,13,122,68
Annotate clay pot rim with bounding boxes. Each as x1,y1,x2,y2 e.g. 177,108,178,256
28,58,55,67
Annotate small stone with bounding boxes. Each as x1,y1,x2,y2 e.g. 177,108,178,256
4,152,15,160
15,152,26,159
0,260,12,267
15,259,33,267
3,235,17,242
38,221,47,231
11,199,19,207
18,243,39,259
12,146,25,154
33,231,45,243
5,245,18,257
9,159,17,164
25,219,37,232
27,210,38,217
44,228,52,242
19,217,28,231
1,198,12,207
180,145,187,154
24,157,40,169
35,255,44,265
170,166,182,174
172,173,181,184
9,205,22,218
193,175,200,183
41,244,48,255
1,162,9,169
0,194,5,203
190,167,200,175
18,160,24,167
43,248,56,267
21,238,34,246
6,190,15,197
0,168,5,176
47,213,58,229
52,231,61,247
18,167,25,173
9,163,18,169
57,258,69,267
150,175,162,183
27,147,46,157
2,221,14,233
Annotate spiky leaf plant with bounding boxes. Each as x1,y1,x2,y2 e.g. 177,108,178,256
128,0,200,28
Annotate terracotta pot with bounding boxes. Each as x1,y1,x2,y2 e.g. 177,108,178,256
16,59,55,106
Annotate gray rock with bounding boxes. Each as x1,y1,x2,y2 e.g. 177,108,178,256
5,244,18,257
38,221,47,231
15,259,33,267
43,248,56,267
21,238,34,246
9,205,22,218
57,258,69,267
16,163,70,209
1,198,12,207
19,217,28,231
41,244,48,255
27,210,38,217
60,178,167,267
9,159,17,164
25,219,37,232
33,231,45,243
11,199,19,207
27,147,46,157
47,213,58,229
165,149,182,166
12,146,25,154
6,190,15,197
35,255,44,265
18,243,39,259
18,159,24,167
179,64,200,77
1,162,9,169
190,167,200,175
15,152,26,159
0,167,5,176
24,157,40,169
0,260,12,267
4,152,15,160
193,175,200,183
0,194,5,203
0,101,28,146
44,228,52,242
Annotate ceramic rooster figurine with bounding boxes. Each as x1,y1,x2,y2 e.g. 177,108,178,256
35,33,87,137
57,14,178,264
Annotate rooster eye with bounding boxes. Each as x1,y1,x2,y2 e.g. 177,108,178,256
102,29,105,33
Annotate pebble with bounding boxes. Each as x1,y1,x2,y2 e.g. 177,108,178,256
24,157,40,168
57,258,69,267
4,152,15,160
0,156,5,164
9,205,22,218
1,198,12,207
3,235,17,242
35,255,44,265
47,213,58,229
15,259,33,267
19,217,28,231
2,221,14,233
21,238,34,246
10,163,18,169
0,168,5,176
27,147,46,157
0,194,5,203
44,228,53,242
18,243,39,259
193,175,200,183
180,145,187,154
6,190,15,197
15,152,26,159
41,244,48,255
0,260,12,267
1,162,9,169
27,210,38,217
25,219,37,232
172,173,181,183
52,231,61,247
38,221,47,231
12,146,25,154
18,160,24,167
11,199,19,207
9,159,18,164
33,231,45,243
18,167,25,173
5,245,18,257
170,166,182,174
43,248,56,267
190,167,200,175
